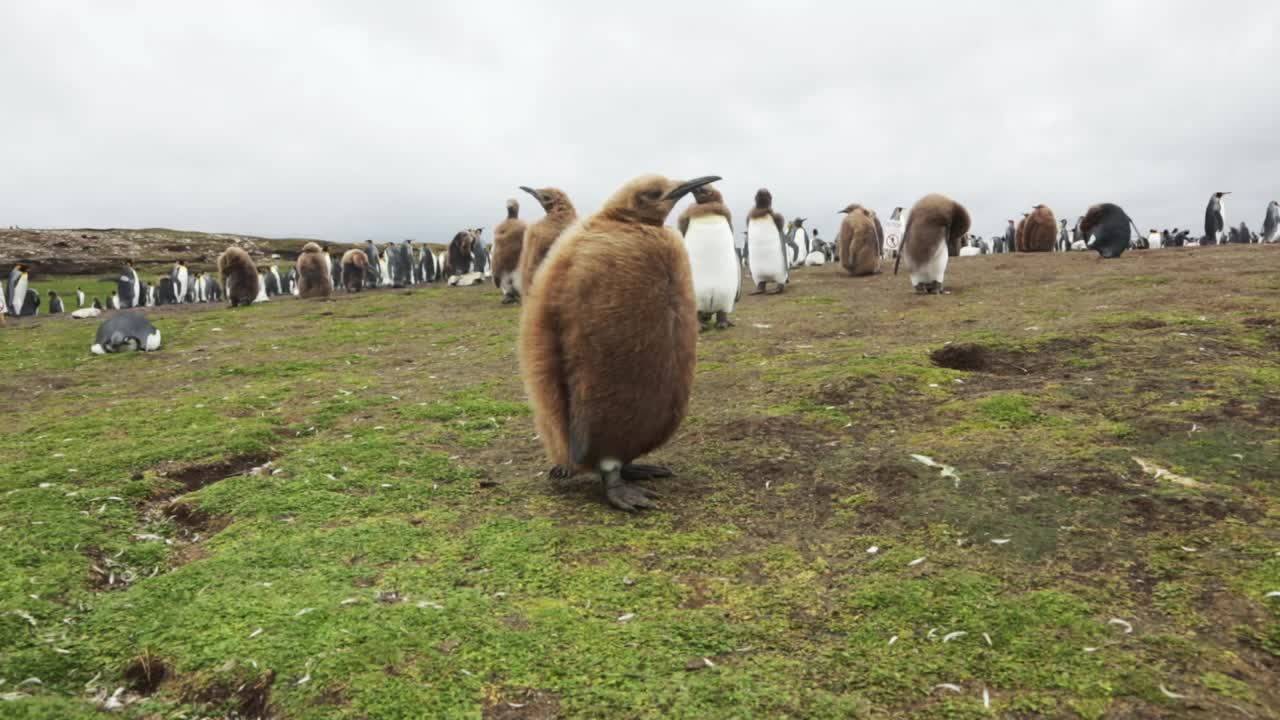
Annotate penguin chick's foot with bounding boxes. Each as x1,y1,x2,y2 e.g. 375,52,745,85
772,284,786,295
928,282,945,295
501,294,518,305
603,468,658,512
914,283,927,294
749,282,767,296
697,311,712,332
714,311,734,329
549,465,574,480
621,463,673,481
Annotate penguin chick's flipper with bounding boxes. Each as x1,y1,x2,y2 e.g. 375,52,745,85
603,467,658,512
715,311,734,329
749,282,767,296
621,463,673,481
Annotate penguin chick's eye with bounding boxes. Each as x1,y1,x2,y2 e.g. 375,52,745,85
642,189,662,202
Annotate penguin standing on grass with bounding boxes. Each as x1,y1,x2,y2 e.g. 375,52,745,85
894,194,970,294
1204,192,1229,245
678,182,739,330
746,189,789,295
519,173,717,512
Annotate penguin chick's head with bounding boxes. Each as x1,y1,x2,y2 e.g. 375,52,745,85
602,174,722,226
754,188,773,210
505,198,519,217
690,184,724,205
837,203,863,215
519,186,573,214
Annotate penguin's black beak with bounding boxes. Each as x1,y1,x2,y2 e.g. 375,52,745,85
664,176,721,201
518,186,540,200
838,209,849,214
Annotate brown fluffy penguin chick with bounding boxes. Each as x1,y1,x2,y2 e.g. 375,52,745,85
341,249,369,292
492,199,527,304
218,246,260,307
296,242,333,298
836,204,881,276
1021,205,1057,252
1014,214,1028,252
895,193,971,294
517,186,577,298
519,173,719,512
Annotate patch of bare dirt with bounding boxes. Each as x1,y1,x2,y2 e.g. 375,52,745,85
180,670,276,720
930,337,1098,376
123,654,171,695
482,689,562,720
154,451,276,497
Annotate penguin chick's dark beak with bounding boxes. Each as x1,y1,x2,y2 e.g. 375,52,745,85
664,175,721,201
518,186,540,200
838,208,850,214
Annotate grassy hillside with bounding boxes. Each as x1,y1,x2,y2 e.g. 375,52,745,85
1,246,1277,718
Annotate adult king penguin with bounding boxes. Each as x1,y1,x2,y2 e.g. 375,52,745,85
746,188,789,294
7,264,29,316
1263,201,1280,244
1080,203,1142,258
517,186,577,297
520,173,717,512
75,287,85,309
1003,220,1016,254
91,312,161,355
363,240,382,288
218,246,261,307
894,193,970,294
171,261,190,303
785,218,809,267
836,204,881,276
124,260,141,308
678,182,739,330
1022,205,1057,252
1058,219,1071,252
492,198,528,304
1204,192,1229,245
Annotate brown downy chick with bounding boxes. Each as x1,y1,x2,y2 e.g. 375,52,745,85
492,199,527,304
836,204,881,276
296,242,333,299
519,173,719,512
517,186,577,297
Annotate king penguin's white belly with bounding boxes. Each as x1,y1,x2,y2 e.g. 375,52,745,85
747,217,787,285
12,276,27,315
909,230,950,286
684,215,740,314
255,274,269,302
804,250,826,266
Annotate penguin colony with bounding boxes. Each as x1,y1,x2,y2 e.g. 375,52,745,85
5,187,1279,511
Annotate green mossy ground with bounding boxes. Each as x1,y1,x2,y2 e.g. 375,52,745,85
1,246,1277,718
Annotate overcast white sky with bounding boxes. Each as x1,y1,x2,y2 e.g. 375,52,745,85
3,0,1278,243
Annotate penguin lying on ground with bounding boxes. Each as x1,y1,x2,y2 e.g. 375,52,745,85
71,307,101,319
1080,203,1142,258
520,173,717,511
444,231,474,279
90,312,161,355
895,193,970,294
678,182,739,330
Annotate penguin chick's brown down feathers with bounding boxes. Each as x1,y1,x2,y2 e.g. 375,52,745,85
836,204,881,276
895,194,972,273
1014,215,1028,252
519,173,719,512
677,185,733,236
341,249,369,292
1021,205,1057,252
218,246,260,307
518,186,577,297
296,242,333,298
492,199,527,300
